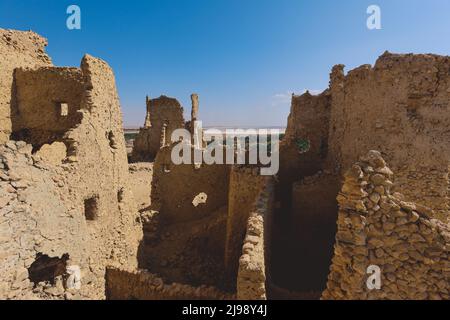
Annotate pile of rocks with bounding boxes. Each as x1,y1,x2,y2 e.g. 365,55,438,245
105,268,235,300
237,181,274,300
322,150,449,300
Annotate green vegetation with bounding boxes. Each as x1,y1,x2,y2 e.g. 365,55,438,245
296,139,310,153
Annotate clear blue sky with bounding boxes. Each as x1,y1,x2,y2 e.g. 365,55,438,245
1,1,450,127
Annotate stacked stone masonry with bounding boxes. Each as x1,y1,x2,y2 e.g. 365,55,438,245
106,268,235,300
322,151,449,300
237,180,274,300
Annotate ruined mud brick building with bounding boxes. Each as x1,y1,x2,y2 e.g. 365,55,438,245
135,143,268,298
130,93,200,162
275,52,449,299
0,28,270,300
0,28,449,300
0,29,142,299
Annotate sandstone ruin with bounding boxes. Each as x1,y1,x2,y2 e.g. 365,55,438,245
0,29,448,300
131,94,194,162
0,29,141,300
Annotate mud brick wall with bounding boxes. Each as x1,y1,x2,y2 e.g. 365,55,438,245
225,166,267,280
326,53,450,222
0,34,142,299
279,91,331,187
0,29,52,143
131,96,185,161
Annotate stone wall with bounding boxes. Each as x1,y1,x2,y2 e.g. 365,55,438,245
281,53,450,223
0,34,142,300
237,180,274,300
129,163,153,210
290,172,340,292
224,166,267,279
105,268,235,300
138,205,229,291
275,52,450,299
12,67,85,148
0,29,52,143
322,151,449,300
279,91,331,187
143,144,235,291
326,53,450,222
131,96,185,162
151,144,230,224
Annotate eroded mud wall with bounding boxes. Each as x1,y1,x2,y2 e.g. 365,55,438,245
289,173,339,292
0,50,141,300
225,166,267,280
0,29,52,143
151,145,230,224
279,92,331,188
13,67,84,148
131,96,185,162
140,144,232,290
326,53,450,222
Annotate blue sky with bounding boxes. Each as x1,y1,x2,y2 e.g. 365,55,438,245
1,1,450,127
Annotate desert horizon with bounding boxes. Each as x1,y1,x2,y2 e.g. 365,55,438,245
0,0,449,312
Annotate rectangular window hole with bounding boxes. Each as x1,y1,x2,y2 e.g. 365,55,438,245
84,196,99,221
58,103,69,117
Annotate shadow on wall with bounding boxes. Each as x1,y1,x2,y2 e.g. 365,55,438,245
136,144,232,291
269,173,339,297
10,67,85,155
28,253,70,286
268,91,340,298
136,143,269,294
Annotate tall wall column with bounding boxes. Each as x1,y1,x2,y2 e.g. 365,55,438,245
160,123,167,148
144,95,152,128
190,94,199,134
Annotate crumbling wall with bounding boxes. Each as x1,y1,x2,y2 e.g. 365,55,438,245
282,53,450,223
129,163,153,211
64,54,142,287
274,52,450,299
105,268,235,300
271,91,335,297
12,67,84,149
289,172,340,292
151,144,230,224
0,29,52,143
279,91,331,188
140,144,232,290
0,140,139,300
0,39,142,299
146,145,273,295
326,53,450,222
322,151,450,300
0,141,69,299
225,166,267,280
131,96,185,162
237,180,274,300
